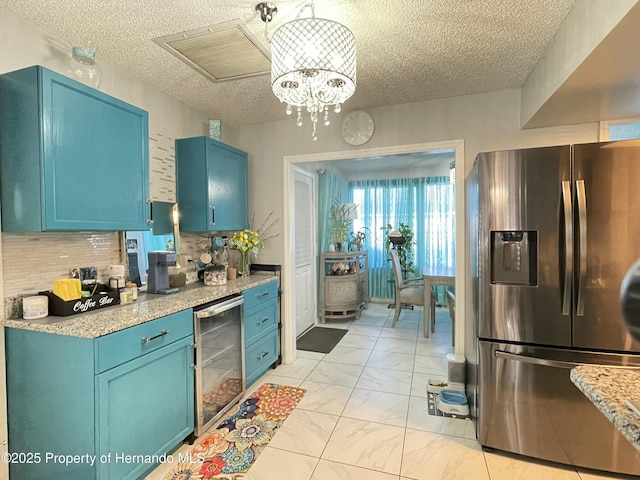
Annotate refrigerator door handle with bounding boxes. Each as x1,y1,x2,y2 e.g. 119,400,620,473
561,181,573,316
495,350,640,370
576,179,587,316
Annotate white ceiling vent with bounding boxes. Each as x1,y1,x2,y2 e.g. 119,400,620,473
153,20,271,82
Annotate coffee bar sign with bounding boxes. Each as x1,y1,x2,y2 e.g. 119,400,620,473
73,294,116,313
42,289,120,317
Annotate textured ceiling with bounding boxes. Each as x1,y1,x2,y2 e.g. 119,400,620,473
0,0,576,127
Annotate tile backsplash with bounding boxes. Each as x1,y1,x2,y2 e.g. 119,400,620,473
2,232,122,298
149,132,176,203
1,132,246,317
1,130,175,308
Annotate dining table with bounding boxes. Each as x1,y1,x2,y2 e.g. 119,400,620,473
422,265,456,338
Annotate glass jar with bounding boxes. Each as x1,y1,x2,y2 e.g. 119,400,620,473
204,264,227,286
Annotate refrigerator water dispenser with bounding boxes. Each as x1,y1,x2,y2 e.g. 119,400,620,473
490,231,537,285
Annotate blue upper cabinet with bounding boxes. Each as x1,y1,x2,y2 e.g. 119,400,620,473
0,66,150,232
176,136,249,232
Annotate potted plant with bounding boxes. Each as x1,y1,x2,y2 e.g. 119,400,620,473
382,222,416,278
328,200,356,251
349,226,370,251
228,229,264,276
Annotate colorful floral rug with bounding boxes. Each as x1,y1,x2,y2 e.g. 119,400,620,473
164,383,306,479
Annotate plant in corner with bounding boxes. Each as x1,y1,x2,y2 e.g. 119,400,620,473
328,199,355,251
382,222,416,278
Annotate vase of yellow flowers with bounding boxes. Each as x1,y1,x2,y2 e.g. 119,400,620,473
229,229,264,276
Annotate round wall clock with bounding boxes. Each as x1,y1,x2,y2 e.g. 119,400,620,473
341,110,375,146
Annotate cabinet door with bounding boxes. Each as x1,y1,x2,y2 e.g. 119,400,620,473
206,139,248,231
177,136,248,232
0,66,150,231
244,299,278,346
245,328,278,388
96,336,194,480
42,68,150,231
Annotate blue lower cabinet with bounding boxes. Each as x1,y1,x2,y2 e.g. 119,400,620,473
245,328,279,387
5,310,194,480
243,282,279,387
96,336,194,480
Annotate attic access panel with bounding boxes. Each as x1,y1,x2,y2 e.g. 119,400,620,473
153,19,271,82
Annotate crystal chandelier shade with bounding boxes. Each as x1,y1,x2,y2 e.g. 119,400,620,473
271,14,356,140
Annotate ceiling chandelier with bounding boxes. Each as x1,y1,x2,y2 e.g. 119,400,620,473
259,2,356,140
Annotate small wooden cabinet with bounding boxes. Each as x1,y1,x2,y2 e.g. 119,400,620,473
5,310,194,480
0,66,150,232
176,136,248,232
320,251,369,322
243,281,279,387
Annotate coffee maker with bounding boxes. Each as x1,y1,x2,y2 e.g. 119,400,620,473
147,251,178,294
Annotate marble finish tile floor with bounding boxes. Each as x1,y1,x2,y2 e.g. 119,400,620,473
147,303,635,480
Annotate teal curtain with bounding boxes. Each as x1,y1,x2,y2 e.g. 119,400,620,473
350,176,455,301
317,171,350,313
317,171,350,253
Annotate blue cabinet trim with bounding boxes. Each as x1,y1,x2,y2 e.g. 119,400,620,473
0,66,150,232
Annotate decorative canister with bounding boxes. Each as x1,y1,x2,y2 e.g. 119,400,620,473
23,295,49,320
204,264,227,286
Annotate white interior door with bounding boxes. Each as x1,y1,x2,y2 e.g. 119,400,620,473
293,169,316,337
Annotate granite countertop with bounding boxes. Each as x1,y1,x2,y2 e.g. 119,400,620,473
2,274,277,339
570,365,640,451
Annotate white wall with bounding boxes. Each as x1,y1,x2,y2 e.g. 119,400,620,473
521,0,639,127
237,88,600,266
236,88,601,362
0,8,209,140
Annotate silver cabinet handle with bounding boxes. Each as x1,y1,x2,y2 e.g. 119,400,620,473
576,179,587,316
210,206,215,226
561,181,573,316
256,317,269,326
141,329,170,344
257,351,269,360
257,291,270,299
196,297,244,318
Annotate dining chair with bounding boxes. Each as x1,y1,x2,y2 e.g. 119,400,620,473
446,290,456,346
389,249,437,335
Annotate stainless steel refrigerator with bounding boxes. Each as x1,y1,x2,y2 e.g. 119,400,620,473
466,141,640,475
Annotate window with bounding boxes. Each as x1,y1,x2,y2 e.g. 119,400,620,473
351,177,455,299
605,120,640,140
